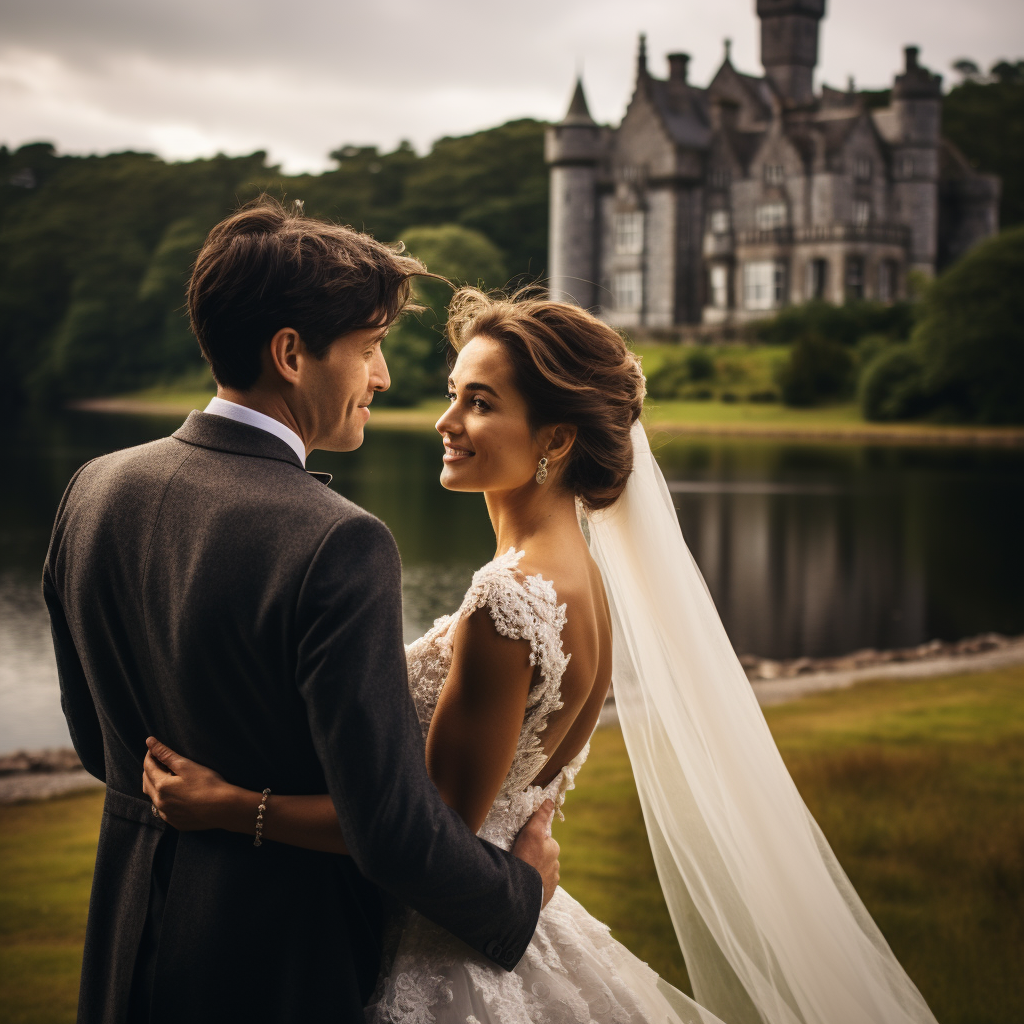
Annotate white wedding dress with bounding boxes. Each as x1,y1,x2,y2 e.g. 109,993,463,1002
365,547,722,1024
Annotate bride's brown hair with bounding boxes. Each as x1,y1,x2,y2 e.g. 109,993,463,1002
446,288,646,511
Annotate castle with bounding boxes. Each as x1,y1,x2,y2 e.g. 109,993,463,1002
545,0,1000,328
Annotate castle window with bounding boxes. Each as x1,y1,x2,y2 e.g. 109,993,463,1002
613,270,643,312
878,260,898,302
853,201,871,228
710,169,731,189
755,203,788,230
763,164,785,186
743,261,786,310
709,210,731,235
614,212,645,255
854,158,872,181
807,259,828,300
710,265,729,308
846,257,865,300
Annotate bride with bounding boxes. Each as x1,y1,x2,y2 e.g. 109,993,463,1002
144,289,939,1024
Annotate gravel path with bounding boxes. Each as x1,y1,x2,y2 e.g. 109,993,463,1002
597,639,1024,728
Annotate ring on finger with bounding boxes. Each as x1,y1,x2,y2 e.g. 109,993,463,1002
151,804,160,817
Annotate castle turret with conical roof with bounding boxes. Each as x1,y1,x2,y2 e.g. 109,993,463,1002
545,78,604,306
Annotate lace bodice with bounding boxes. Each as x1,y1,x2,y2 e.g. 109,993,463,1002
404,547,589,851
367,550,701,1024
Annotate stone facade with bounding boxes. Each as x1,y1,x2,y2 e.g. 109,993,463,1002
546,1,1001,327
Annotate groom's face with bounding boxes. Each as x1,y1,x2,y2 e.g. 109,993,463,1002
302,323,391,451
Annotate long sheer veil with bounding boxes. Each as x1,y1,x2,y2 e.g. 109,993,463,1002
583,421,938,1024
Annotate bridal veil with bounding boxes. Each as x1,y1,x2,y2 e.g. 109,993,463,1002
584,421,938,1024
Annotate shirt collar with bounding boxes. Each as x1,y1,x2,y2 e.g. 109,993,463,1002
203,397,307,467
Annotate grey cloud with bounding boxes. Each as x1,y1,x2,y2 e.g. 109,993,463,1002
1,0,1021,170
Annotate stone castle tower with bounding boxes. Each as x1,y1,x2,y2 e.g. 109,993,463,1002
546,0,1000,328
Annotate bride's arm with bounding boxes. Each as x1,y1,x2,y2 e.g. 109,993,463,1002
143,608,533,850
426,607,534,834
142,738,349,855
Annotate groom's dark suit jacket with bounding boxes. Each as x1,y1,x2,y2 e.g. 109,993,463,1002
43,411,541,1024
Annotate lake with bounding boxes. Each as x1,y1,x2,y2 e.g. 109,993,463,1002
2,408,1022,755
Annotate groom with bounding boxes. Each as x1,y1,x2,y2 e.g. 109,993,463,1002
43,197,558,1024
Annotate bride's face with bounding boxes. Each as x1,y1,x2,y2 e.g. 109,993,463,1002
435,336,546,494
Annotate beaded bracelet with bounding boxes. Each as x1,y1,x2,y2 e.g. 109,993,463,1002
254,788,271,847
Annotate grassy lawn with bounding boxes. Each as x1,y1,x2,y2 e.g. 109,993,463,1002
557,666,1024,1022
3,666,1021,1022
71,382,1024,444
0,791,101,1024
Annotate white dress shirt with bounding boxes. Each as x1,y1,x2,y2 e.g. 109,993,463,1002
204,397,306,467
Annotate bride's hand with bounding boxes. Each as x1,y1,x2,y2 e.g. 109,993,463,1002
143,737,236,831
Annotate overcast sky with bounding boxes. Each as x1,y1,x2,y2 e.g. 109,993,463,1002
1,0,1021,173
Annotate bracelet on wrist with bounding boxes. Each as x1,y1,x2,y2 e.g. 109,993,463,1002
254,788,271,847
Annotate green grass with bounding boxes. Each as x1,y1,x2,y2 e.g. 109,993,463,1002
556,666,1024,1022
631,341,790,397
0,791,102,1024
4,667,1022,1022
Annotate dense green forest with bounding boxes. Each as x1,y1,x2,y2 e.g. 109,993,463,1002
0,120,546,415
0,60,1019,419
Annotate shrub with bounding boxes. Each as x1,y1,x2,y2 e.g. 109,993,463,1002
686,350,715,381
756,299,915,348
645,348,717,400
859,345,930,421
911,225,1024,423
775,333,854,407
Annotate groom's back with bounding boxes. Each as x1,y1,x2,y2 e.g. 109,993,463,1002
45,412,393,1022
54,428,347,795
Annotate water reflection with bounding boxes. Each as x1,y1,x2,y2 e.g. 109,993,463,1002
654,437,1023,658
1,409,1021,753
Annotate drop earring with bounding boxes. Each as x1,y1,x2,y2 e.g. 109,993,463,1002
535,457,549,485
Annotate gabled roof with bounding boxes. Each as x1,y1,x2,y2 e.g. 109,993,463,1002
645,78,713,149
707,58,773,123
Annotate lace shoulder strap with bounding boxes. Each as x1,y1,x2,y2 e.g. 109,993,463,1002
454,547,570,716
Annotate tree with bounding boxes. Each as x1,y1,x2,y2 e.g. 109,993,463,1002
911,225,1024,423
943,59,1024,227
0,120,548,413
376,224,508,407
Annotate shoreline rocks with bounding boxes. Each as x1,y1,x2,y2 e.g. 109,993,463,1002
737,632,1018,682
0,747,84,775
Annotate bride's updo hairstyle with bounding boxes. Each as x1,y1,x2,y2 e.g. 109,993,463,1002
446,288,646,511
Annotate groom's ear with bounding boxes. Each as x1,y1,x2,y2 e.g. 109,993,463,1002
266,327,304,385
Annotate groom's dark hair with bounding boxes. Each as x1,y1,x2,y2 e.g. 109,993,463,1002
187,195,427,389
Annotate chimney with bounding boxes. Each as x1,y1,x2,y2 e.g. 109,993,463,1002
668,53,690,83
905,46,920,72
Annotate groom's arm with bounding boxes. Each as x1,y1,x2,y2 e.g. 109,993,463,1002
42,574,107,782
42,466,107,782
294,510,542,971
